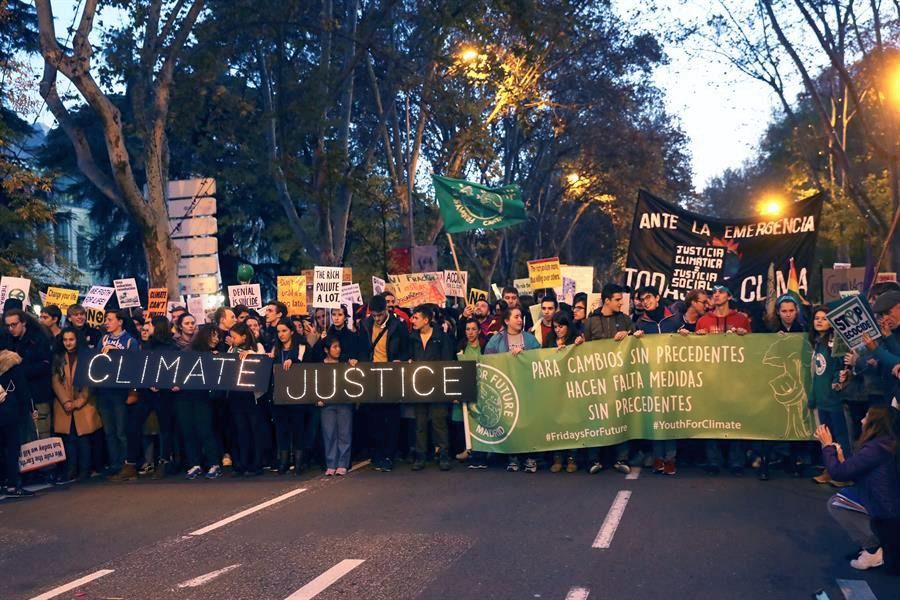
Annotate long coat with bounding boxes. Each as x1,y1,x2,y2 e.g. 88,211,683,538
52,355,102,436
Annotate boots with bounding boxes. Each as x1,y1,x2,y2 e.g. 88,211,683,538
109,463,137,482
293,450,305,476
277,450,290,475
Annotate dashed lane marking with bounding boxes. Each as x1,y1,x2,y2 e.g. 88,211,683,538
592,490,632,549
836,578,878,600
28,569,114,600
176,564,242,588
564,586,590,599
283,559,366,600
188,487,307,536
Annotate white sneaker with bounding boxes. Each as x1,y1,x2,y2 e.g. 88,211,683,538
186,465,202,479
524,458,537,473
205,465,222,479
850,548,883,570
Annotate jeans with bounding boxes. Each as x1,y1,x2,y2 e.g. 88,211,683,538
371,404,400,463
321,404,353,469
127,391,175,464
818,408,853,458
229,392,267,472
174,391,220,469
272,404,312,454
704,440,745,469
827,495,879,549
414,403,449,460
62,420,92,478
96,390,128,469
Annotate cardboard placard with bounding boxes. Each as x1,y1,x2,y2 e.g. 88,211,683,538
228,284,262,310
442,270,468,298
341,283,363,307
278,276,308,316
527,257,562,289
85,307,106,329
313,267,343,308
113,278,141,308
45,287,80,310
82,285,116,310
512,278,533,297
388,273,447,307
560,265,594,294
0,276,31,306
372,276,386,296
467,288,489,306
187,296,207,321
147,288,169,317
19,437,66,473
826,295,882,350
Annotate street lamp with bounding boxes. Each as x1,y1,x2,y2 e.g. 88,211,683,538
458,46,480,63
758,195,785,217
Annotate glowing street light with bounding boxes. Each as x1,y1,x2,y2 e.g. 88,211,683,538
567,172,581,185
888,62,900,109
458,46,480,63
758,195,785,217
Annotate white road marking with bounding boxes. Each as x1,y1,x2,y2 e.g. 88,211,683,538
625,466,641,480
283,559,365,600
565,586,590,600
189,488,307,536
592,490,632,549
176,564,242,588
349,459,371,472
836,578,878,600
29,569,114,600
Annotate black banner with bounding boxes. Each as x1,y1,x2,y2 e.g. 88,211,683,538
272,361,477,404
74,350,273,393
625,190,823,306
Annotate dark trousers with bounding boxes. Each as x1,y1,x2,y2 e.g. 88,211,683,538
127,393,175,465
229,393,266,472
174,392,220,469
273,404,311,453
705,440,746,469
414,403,449,459
0,420,21,487
62,420,92,478
96,390,128,469
371,404,401,463
819,408,853,458
873,518,900,574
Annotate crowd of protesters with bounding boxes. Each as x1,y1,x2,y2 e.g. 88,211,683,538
0,279,898,572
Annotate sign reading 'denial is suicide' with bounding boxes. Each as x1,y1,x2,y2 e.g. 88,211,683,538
272,361,477,404
826,295,881,350
74,350,273,392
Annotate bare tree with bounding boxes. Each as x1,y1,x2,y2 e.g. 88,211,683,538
36,0,205,295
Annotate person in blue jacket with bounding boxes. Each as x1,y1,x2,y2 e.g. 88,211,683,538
817,406,900,574
634,286,681,335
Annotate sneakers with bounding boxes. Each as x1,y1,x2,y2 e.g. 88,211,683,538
613,461,631,475
109,463,138,482
663,460,676,476
335,467,347,476
850,548,883,570
550,457,564,473
411,460,425,471
138,462,155,476
222,453,233,467
455,449,471,461
566,457,578,473
4,486,35,498
325,468,336,476
523,458,537,473
653,458,665,474
468,462,487,470
186,465,203,479
589,462,603,474
506,459,520,472
205,465,222,479
376,458,394,472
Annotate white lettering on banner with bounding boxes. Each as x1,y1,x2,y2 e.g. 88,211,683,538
624,267,809,302
88,353,112,383
638,212,679,229
724,216,815,238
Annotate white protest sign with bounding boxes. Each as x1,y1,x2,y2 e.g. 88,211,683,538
560,265,594,294
187,296,207,321
228,284,262,310
513,278,533,297
313,267,343,308
0,276,31,306
82,286,116,310
491,283,502,300
443,271,468,298
372,276,386,296
561,277,576,305
826,295,882,349
113,278,141,308
341,283,363,307
19,437,66,473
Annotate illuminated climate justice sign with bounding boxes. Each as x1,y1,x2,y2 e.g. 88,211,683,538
74,350,273,392
272,361,477,404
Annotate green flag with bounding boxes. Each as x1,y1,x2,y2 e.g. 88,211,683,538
433,175,526,234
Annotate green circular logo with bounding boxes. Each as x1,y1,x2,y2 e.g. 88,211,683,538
469,364,519,444
8,288,26,302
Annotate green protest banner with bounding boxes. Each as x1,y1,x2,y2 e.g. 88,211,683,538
465,333,814,454
433,175,526,234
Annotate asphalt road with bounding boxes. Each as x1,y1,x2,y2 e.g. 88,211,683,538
2,462,898,600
